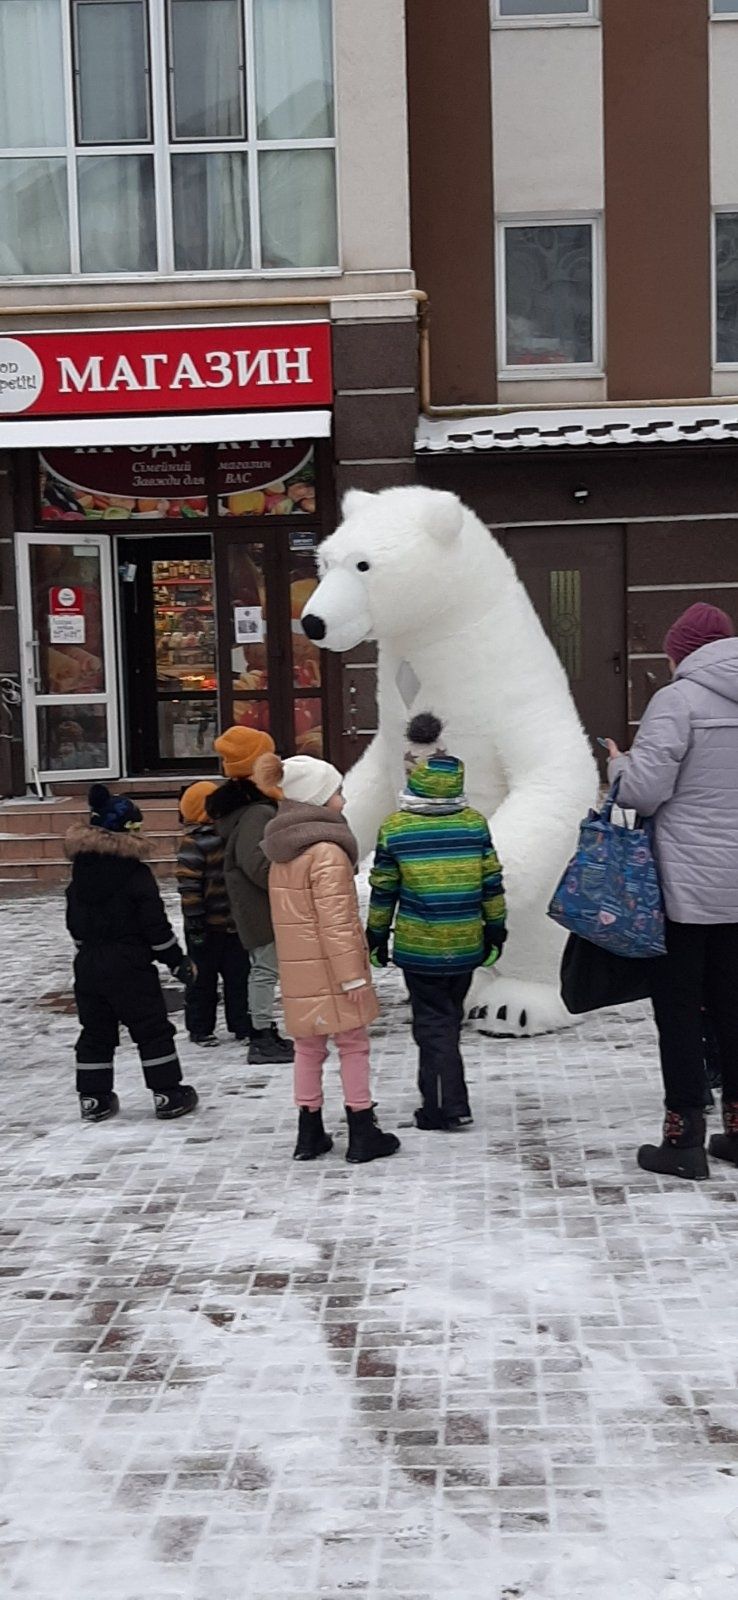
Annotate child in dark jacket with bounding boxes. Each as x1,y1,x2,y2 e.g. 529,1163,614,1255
367,731,506,1131
177,780,251,1047
66,784,198,1124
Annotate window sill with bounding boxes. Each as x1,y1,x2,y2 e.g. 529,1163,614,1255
499,366,604,380
0,267,342,288
491,16,600,30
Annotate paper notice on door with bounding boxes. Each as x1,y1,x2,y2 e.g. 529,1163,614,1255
49,613,86,644
234,605,265,645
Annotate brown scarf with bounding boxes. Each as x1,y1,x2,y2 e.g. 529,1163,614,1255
262,800,359,867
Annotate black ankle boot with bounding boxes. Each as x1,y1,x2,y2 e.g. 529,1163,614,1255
80,1091,119,1123
638,1109,709,1180
248,1027,294,1065
293,1107,333,1162
708,1099,738,1165
346,1106,400,1165
153,1084,198,1120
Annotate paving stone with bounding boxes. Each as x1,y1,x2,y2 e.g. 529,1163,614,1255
3,891,738,1599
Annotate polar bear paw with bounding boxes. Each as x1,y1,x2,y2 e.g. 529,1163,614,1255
466,974,576,1038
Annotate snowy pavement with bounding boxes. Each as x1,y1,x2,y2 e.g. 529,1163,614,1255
2,894,738,1600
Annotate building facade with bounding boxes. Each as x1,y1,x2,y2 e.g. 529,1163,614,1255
369,0,738,775
0,0,417,795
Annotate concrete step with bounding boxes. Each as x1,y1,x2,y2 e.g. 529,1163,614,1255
0,830,180,864
0,855,177,891
0,799,182,837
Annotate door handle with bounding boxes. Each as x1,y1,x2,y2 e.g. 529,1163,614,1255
611,652,623,676
31,634,42,692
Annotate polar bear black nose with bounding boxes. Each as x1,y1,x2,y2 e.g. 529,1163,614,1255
302,613,326,641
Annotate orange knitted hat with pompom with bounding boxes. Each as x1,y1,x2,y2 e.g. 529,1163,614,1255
214,725,275,778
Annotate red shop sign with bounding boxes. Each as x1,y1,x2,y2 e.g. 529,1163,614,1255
0,323,332,418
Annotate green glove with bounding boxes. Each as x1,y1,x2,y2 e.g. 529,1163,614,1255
370,945,389,970
482,945,501,968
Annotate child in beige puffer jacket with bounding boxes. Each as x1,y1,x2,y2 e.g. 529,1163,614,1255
256,752,399,1166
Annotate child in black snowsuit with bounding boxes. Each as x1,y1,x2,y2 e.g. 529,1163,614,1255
177,780,251,1046
66,784,198,1123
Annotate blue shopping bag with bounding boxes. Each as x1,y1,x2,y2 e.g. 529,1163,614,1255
548,780,666,958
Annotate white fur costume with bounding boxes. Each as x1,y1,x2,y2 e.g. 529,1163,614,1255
302,487,598,1035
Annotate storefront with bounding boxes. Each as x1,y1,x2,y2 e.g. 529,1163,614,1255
0,321,339,789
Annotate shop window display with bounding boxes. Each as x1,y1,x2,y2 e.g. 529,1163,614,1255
153,557,218,760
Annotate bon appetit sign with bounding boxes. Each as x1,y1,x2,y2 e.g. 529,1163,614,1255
0,322,332,417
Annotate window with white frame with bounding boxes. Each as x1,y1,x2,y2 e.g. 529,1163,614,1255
712,1,738,14
0,0,337,277
715,214,738,363
494,0,594,19
499,220,598,372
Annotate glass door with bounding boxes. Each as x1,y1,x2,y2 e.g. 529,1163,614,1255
16,532,119,783
119,536,218,771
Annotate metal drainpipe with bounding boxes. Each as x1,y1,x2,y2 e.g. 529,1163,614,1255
413,293,738,418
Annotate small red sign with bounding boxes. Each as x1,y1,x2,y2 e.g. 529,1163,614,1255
0,322,332,419
50,585,83,616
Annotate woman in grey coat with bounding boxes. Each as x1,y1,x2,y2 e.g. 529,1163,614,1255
606,602,738,1180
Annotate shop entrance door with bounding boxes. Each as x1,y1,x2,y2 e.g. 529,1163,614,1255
119,536,218,772
16,532,119,784
503,525,627,762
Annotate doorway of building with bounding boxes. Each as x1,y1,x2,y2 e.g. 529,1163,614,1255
502,525,627,762
119,536,218,773
16,530,120,784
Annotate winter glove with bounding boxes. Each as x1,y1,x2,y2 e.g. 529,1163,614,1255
482,927,506,968
173,956,197,988
186,925,208,950
366,930,389,969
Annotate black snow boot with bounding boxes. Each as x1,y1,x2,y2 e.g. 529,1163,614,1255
637,1109,709,1180
346,1106,400,1165
414,1104,450,1131
248,1026,294,1065
708,1099,738,1166
293,1107,333,1162
80,1091,119,1124
153,1084,198,1120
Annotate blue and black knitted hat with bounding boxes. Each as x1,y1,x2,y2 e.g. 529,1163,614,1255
88,784,143,834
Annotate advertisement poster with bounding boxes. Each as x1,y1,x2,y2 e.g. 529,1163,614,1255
216,443,315,517
40,447,208,522
40,442,316,522
49,585,85,644
234,606,265,645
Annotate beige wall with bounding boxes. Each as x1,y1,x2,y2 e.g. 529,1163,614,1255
491,23,604,215
0,0,412,318
709,17,738,208
335,0,411,274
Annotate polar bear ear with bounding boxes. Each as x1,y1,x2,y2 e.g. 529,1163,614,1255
341,489,374,521
425,491,464,544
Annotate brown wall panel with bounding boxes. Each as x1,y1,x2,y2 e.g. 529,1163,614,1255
418,448,738,526
629,659,671,724
406,0,496,404
333,391,418,462
332,321,418,392
602,0,711,401
627,521,738,585
628,586,738,655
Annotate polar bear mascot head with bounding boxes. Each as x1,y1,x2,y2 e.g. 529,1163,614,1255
301,484,598,1038
303,486,483,654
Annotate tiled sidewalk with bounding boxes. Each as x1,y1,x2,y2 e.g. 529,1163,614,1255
2,894,738,1600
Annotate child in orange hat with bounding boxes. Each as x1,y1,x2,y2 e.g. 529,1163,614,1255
206,727,294,1065
177,779,251,1047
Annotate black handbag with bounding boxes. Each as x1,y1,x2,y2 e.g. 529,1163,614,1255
560,933,663,1015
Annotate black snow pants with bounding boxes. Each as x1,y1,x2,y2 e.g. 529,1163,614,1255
404,969,474,1119
74,944,181,1098
184,930,250,1040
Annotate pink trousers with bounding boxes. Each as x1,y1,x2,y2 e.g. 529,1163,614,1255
294,1026,373,1112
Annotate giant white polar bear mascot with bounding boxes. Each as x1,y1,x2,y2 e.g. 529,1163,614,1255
302,486,598,1035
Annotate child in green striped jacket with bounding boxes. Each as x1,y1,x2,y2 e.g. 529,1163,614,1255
367,726,506,1130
